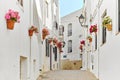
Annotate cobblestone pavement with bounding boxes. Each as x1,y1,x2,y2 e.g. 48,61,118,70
38,70,98,80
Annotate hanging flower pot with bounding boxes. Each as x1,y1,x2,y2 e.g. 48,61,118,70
53,38,58,45
6,19,15,30
89,24,97,34
87,36,92,43
58,48,63,53
28,26,38,37
42,28,49,40
102,16,112,31
79,45,83,52
105,24,112,31
80,40,85,45
28,29,33,36
5,9,20,30
48,38,53,44
42,34,46,40
57,42,63,53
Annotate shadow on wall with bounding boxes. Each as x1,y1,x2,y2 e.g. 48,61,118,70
61,59,82,70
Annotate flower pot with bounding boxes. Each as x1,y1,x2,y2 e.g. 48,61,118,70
89,38,92,43
42,34,46,40
105,24,112,31
48,39,52,44
6,20,15,30
29,29,33,36
58,48,62,53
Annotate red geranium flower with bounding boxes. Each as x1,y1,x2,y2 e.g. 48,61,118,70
89,24,97,33
80,40,85,45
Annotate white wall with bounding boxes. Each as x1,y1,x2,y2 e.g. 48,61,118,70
85,0,120,80
42,0,60,72
0,0,42,80
61,9,84,61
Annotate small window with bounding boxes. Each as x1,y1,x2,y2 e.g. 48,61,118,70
95,34,97,50
53,47,57,61
63,55,67,58
53,21,58,30
118,0,120,32
18,0,23,7
59,25,64,36
102,27,106,44
68,40,72,53
101,10,107,44
46,39,50,57
68,23,72,36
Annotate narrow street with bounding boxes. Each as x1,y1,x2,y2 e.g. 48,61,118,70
38,70,98,80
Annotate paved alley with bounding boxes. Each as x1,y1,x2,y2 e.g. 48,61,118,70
38,70,98,80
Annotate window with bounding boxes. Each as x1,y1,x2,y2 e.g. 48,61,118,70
102,27,106,44
46,2,49,18
18,0,23,7
46,39,49,57
68,23,72,36
55,21,58,30
53,47,57,61
59,25,64,36
53,21,58,30
101,10,107,44
118,0,120,32
68,40,72,53
95,34,97,50
63,55,67,58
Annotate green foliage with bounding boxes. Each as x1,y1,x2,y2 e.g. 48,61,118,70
102,16,112,26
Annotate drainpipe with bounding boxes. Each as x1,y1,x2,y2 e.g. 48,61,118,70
97,6,100,80
29,0,32,79
29,37,32,80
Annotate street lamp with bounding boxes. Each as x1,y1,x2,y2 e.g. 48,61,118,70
78,14,88,28
78,13,89,70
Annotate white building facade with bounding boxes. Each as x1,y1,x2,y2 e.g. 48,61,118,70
61,9,84,61
0,0,60,80
82,0,120,80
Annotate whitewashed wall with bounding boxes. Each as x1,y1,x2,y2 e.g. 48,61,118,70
0,0,42,80
61,9,84,61
85,0,120,80
42,0,60,72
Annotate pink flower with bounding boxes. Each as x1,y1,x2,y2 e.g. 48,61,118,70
5,9,20,23
11,12,16,18
57,42,63,48
80,40,85,45
5,13,10,19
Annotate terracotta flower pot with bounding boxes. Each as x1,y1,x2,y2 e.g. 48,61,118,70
6,20,15,30
89,38,92,43
105,24,112,31
42,34,46,40
48,39,52,44
29,29,33,36
58,48,62,53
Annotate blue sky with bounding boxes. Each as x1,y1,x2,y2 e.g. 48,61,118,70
60,0,83,17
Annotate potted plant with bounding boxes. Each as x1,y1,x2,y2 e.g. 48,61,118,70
5,9,20,30
42,28,49,40
28,26,38,36
89,24,97,34
48,38,53,44
102,16,112,31
57,42,63,53
87,36,92,43
53,38,58,45
80,40,85,45
79,45,83,52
